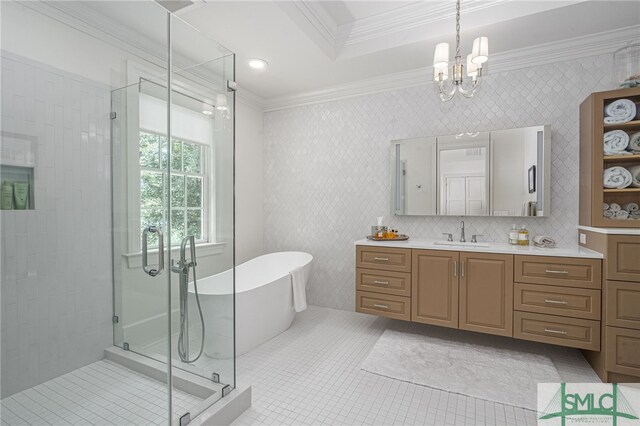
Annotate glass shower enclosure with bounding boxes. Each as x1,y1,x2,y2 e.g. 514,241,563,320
0,1,234,423
110,6,236,423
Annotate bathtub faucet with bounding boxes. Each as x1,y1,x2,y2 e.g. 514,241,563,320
172,235,205,363
171,235,197,275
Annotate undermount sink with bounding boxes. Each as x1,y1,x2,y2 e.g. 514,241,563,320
434,240,490,248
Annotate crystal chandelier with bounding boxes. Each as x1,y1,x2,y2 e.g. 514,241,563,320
433,0,489,101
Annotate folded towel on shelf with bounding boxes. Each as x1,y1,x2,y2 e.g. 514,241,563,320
533,236,556,248
604,209,615,219
629,133,640,153
623,202,639,212
615,210,630,220
604,99,637,124
604,166,633,189
629,132,640,153
628,165,640,188
609,202,622,211
603,203,610,211
290,266,308,312
604,130,631,155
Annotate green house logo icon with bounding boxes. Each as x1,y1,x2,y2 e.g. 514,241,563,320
540,383,639,425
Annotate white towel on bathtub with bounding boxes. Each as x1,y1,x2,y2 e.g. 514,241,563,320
290,266,308,312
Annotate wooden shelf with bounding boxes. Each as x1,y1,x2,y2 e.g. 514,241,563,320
603,154,640,162
603,188,640,193
604,120,640,131
581,87,640,229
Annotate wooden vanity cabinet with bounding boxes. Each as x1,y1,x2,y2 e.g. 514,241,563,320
356,244,604,361
459,252,514,337
412,250,459,328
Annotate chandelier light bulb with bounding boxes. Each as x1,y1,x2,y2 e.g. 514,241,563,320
433,42,450,69
471,37,489,65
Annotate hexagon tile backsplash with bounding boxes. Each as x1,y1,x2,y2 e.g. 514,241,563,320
264,54,613,311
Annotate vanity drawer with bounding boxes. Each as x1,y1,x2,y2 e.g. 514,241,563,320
605,326,640,377
356,291,410,321
514,255,602,289
606,281,640,330
607,235,640,282
356,246,411,273
356,268,411,297
513,311,600,350
514,283,601,320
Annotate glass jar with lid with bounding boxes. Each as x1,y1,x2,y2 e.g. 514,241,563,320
614,43,640,88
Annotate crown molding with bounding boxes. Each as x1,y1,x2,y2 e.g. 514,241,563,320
336,0,508,47
277,1,338,60
263,25,640,112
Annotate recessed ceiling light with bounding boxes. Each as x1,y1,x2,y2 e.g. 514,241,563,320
248,58,268,70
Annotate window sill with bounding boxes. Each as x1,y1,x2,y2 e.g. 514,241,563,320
122,242,227,269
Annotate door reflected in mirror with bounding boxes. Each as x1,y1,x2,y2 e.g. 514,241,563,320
390,125,550,217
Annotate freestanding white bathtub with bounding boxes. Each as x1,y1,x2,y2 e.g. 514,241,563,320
188,251,313,358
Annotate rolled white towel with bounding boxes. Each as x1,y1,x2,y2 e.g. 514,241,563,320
604,209,615,219
609,202,622,211
628,165,640,188
631,211,640,220
628,132,640,153
604,130,631,155
604,166,633,189
603,203,610,211
615,210,630,220
623,202,639,212
604,99,637,124
533,235,556,248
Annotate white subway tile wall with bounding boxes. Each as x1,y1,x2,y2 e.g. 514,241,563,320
264,54,613,310
0,52,113,397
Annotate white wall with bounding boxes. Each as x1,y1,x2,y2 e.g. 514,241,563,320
263,53,614,311
0,52,113,397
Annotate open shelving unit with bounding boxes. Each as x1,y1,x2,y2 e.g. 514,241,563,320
579,87,640,228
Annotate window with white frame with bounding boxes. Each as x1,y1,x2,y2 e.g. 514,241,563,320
137,93,213,249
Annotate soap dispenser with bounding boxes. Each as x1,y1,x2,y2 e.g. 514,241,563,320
518,225,530,246
509,224,519,245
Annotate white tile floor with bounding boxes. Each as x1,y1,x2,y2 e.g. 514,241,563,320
232,306,600,426
0,360,201,425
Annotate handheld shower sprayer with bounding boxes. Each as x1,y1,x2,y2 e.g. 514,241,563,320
172,235,205,363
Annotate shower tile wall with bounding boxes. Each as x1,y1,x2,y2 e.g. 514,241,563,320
263,54,613,311
0,52,112,397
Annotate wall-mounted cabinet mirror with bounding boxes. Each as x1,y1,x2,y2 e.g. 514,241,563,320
391,125,550,217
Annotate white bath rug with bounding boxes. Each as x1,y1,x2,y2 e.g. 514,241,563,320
361,321,563,411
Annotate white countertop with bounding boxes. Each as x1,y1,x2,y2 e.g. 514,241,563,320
355,238,603,259
578,226,640,236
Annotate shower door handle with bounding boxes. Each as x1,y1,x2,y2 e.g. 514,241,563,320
142,225,164,277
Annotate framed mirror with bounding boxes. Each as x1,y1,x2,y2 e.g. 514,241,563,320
391,125,550,217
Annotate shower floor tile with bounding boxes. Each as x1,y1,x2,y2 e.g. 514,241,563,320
232,305,599,426
0,359,202,425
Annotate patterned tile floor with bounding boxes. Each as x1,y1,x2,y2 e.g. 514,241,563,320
232,306,599,426
0,360,201,425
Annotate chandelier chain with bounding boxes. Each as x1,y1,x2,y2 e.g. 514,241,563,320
455,0,461,57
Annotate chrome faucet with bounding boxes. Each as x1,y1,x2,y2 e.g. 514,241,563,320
459,220,466,242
